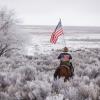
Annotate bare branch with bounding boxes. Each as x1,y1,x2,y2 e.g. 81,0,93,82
3,48,20,54
0,43,8,56
0,21,9,31
0,43,3,50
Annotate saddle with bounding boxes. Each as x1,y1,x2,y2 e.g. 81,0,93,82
60,61,74,76
60,65,70,70
60,61,71,68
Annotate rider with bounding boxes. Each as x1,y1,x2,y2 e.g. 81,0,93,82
58,47,74,76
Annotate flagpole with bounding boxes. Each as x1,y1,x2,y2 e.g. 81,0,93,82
62,32,66,47
61,18,66,47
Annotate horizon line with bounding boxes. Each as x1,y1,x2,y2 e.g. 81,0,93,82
17,24,100,27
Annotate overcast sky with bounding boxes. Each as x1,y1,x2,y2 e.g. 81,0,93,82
0,0,100,26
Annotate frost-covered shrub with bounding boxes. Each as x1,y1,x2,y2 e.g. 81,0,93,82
46,94,64,100
78,82,99,100
64,87,79,100
78,84,90,99
96,76,100,87
52,78,65,93
15,80,51,100
0,47,100,100
0,56,15,72
0,92,15,100
89,68,98,79
0,74,9,92
16,66,37,82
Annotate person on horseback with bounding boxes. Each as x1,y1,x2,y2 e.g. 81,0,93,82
58,47,74,76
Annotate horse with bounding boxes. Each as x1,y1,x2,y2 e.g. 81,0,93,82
54,65,73,82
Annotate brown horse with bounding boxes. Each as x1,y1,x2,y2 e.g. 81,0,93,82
54,65,73,81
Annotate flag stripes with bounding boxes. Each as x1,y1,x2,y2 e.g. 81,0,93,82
50,19,63,44
50,28,63,44
51,29,63,44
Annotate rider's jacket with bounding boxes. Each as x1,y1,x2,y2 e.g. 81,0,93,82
58,52,72,62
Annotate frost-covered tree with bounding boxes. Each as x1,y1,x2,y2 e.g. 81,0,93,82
0,7,19,57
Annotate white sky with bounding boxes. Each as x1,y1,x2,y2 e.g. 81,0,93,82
0,0,100,26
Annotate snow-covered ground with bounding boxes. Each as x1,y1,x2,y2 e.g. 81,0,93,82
0,26,100,100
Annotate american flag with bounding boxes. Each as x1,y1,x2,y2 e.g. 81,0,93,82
50,19,63,44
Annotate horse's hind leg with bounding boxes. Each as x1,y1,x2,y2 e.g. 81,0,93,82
54,73,57,80
64,76,69,82
64,78,66,82
54,68,60,80
54,70,58,80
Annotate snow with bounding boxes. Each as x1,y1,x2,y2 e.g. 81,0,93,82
0,26,100,100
